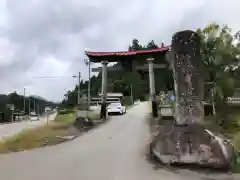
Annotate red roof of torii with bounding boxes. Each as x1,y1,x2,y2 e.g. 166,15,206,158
85,46,170,57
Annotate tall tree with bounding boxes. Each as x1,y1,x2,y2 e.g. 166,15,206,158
128,39,143,51
146,40,159,49
197,23,240,126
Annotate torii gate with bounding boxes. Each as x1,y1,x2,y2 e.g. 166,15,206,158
85,46,170,119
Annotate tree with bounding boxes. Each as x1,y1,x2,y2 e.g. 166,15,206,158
146,40,159,49
128,39,143,51
197,23,240,126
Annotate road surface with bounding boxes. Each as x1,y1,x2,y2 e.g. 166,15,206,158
0,112,57,140
0,103,238,180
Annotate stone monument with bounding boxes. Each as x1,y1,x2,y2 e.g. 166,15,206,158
171,30,204,125
151,30,234,169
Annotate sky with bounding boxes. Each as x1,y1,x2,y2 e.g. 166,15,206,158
0,0,239,102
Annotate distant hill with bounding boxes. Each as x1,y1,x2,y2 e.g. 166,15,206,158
29,95,48,101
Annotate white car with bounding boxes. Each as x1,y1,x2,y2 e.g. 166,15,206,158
107,102,126,115
29,114,40,121
134,99,140,105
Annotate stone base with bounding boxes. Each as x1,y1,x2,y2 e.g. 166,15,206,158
150,123,234,169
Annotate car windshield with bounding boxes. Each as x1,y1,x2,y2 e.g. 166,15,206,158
109,103,121,107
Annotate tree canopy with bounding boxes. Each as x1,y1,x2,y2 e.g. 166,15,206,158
0,92,57,122
196,23,240,101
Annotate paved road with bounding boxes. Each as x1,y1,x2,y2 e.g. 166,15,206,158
0,112,57,140
0,103,238,180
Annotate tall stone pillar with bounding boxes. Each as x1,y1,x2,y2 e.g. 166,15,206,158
100,61,108,119
147,57,158,117
150,30,234,168
171,30,204,125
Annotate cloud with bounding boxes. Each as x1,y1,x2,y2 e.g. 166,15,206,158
0,0,239,101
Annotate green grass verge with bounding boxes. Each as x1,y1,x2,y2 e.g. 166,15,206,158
87,113,100,120
54,113,76,125
0,110,103,154
0,113,77,154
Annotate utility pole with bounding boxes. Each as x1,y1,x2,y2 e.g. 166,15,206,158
78,72,81,105
33,99,36,113
73,72,81,105
23,88,26,114
84,59,91,107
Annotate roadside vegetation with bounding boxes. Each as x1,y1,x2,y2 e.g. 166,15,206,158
196,24,240,171
0,109,101,154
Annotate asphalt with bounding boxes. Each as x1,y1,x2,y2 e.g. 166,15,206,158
0,102,238,180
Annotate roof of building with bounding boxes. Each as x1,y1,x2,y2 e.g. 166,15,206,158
85,46,170,62
85,46,170,57
91,97,121,100
98,93,123,97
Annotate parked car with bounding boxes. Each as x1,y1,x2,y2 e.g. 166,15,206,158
29,114,40,121
134,99,140,105
45,107,51,112
107,102,126,115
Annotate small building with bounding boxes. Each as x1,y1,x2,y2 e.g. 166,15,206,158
98,92,123,99
91,92,124,104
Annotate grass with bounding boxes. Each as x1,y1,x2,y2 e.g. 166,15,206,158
87,112,100,120
0,113,77,154
203,106,240,172
54,113,76,125
204,107,240,149
0,110,104,154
